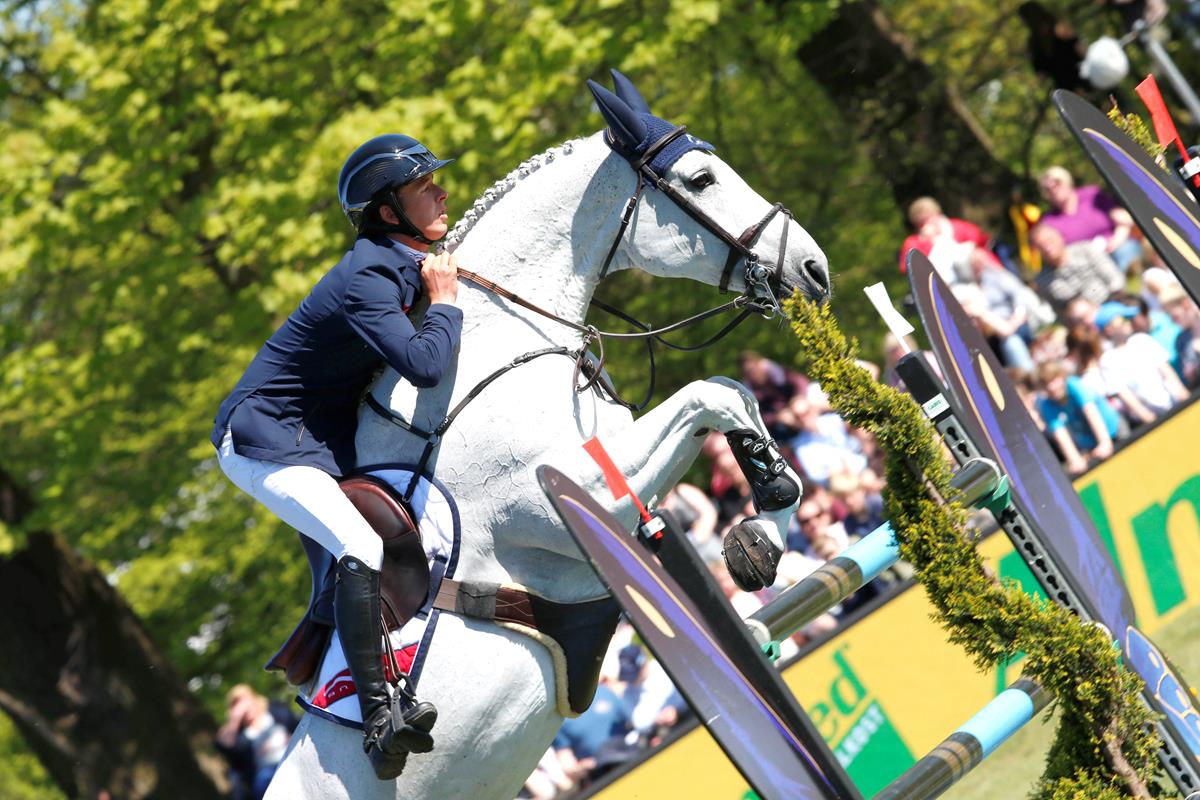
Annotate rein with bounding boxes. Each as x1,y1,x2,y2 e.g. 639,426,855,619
368,130,793,500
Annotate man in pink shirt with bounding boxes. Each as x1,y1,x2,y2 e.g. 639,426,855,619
1038,165,1141,272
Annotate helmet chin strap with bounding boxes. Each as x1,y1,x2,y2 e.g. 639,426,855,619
360,189,436,245
385,189,435,245
386,190,434,244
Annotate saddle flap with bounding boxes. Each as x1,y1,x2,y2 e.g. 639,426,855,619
339,475,431,630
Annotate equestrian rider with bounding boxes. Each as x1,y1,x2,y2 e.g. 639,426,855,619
211,134,462,780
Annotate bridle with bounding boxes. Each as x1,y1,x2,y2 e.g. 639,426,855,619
596,124,795,316
368,128,805,501
447,123,803,405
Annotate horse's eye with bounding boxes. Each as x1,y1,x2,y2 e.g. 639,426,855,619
688,170,715,190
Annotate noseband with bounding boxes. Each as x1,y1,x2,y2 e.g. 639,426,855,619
597,125,794,317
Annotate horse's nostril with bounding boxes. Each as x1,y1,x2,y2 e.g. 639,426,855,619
803,259,829,292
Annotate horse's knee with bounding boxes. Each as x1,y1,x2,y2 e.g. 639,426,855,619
684,377,756,418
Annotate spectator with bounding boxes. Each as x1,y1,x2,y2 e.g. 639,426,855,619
781,396,867,487
1063,296,1100,331
898,196,1003,281
1035,361,1121,475
830,470,885,540
659,483,721,563
737,351,810,439
1096,300,1189,419
1029,223,1124,311
1037,166,1142,272
552,677,636,786
522,747,574,800
1066,322,1153,426
788,497,848,561
952,281,1035,371
1141,265,1179,313
1128,293,1185,377
215,685,299,800
1008,367,1044,426
1030,324,1069,365
617,646,688,745
1162,282,1200,386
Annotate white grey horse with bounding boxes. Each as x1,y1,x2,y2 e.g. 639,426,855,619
264,72,829,800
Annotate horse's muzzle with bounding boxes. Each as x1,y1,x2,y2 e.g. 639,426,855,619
783,258,831,305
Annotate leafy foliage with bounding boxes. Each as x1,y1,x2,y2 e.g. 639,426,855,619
1107,104,1168,165
785,297,1161,798
2,0,1195,791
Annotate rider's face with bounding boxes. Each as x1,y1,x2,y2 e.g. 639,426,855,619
397,175,449,242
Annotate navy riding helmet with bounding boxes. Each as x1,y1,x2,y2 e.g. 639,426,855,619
337,134,454,240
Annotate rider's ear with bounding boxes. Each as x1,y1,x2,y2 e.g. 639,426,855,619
587,80,647,151
609,69,651,115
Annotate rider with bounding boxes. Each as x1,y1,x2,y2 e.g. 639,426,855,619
211,134,462,780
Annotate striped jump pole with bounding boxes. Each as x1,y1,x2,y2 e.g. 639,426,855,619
746,457,1005,648
875,677,1052,800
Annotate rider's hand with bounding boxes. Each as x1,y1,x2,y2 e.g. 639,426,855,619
421,251,459,306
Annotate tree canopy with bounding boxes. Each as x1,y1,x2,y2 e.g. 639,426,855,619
1,0,1192,795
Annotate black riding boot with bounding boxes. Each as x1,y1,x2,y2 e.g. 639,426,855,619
334,556,438,780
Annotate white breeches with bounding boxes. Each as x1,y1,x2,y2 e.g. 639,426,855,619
217,428,384,570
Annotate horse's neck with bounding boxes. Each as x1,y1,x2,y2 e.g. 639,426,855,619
450,134,627,352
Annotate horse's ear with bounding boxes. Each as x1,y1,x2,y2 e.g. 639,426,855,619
587,80,647,151
609,69,651,115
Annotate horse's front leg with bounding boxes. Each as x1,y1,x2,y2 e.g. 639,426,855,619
545,377,802,590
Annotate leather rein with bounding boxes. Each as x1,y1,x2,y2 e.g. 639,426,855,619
367,126,795,501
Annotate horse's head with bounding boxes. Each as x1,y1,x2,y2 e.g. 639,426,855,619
587,71,830,309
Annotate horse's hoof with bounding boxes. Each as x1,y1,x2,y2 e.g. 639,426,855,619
722,520,782,591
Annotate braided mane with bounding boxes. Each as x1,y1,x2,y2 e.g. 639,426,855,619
444,138,585,250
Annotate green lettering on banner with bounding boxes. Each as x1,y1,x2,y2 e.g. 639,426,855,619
1130,475,1200,615
810,701,837,741
836,701,914,797
831,648,867,714
1078,481,1126,582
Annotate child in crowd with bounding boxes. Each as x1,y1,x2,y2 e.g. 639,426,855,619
1034,361,1122,475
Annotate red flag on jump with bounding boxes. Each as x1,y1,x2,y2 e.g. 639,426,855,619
581,436,652,522
1135,74,1200,186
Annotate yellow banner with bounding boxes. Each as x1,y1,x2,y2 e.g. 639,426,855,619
591,401,1200,799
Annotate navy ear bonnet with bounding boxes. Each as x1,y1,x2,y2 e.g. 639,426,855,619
587,69,714,175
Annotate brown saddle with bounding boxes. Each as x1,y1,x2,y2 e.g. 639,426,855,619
265,474,429,686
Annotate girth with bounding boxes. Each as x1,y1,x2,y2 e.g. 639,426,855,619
433,578,621,716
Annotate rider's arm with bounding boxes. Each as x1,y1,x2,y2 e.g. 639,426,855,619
345,264,463,388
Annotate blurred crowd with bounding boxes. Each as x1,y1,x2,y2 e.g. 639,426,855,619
903,168,1197,476
524,163,1200,797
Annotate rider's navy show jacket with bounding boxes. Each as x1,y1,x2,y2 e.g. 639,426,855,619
211,235,462,476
